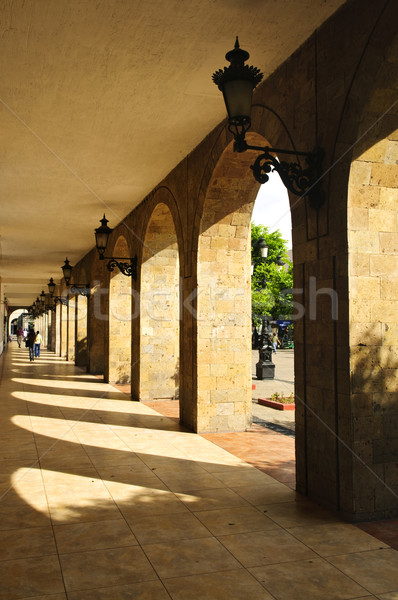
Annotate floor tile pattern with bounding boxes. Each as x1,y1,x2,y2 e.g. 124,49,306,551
0,346,397,599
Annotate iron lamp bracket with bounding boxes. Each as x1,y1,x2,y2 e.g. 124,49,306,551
100,255,138,280
235,135,324,208
69,285,91,297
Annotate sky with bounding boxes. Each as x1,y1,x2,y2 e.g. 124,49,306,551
251,171,292,249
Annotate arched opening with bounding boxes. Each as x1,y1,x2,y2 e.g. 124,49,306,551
251,173,294,429
8,309,28,340
108,235,132,384
140,203,180,404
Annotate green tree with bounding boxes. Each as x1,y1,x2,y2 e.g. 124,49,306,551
251,223,293,324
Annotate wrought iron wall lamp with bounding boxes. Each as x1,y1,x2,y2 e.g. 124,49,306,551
61,259,91,296
94,215,137,280
47,278,69,307
212,38,324,207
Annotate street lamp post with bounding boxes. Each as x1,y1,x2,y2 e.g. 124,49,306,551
252,236,275,380
256,317,275,380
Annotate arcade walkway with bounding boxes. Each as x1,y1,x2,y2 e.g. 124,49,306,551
1,346,397,599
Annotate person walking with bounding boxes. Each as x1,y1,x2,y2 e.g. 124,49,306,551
272,332,280,354
17,327,24,348
34,331,43,358
26,328,36,361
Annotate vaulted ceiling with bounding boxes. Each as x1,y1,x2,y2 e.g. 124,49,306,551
0,0,346,307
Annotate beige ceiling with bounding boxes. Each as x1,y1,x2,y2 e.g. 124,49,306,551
0,0,346,307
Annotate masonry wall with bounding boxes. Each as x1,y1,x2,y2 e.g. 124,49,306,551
72,0,397,519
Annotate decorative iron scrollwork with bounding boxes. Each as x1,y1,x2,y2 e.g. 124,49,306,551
70,285,91,297
106,257,137,279
249,146,324,208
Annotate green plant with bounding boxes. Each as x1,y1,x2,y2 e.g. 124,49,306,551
270,392,295,404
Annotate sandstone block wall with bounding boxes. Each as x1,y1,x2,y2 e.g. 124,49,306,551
56,0,397,520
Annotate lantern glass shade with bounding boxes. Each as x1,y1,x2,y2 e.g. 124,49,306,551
259,240,268,259
95,214,113,257
48,278,56,296
222,78,253,121
40,290,46,304
62,258,72,285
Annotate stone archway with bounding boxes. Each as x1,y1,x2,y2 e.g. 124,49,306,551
108,236,132,384
344,36,398,520
195,136,266,433
140,203,180,403
292,5,398,521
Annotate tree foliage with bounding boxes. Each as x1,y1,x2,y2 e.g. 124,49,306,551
251,223,293,323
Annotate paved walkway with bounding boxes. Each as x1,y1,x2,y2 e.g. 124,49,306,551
0,344,398,599
251,349,295,433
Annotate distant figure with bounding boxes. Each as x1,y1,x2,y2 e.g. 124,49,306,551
34,331,43,357
17,328,24,348
272,332,280,354
26,328,36,361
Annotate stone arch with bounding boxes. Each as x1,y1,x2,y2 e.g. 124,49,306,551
140,202,180,403
289,3,398,520
75,266,89,368
88,254,107,375
107,235,132,384
342,10,397,520
195,134,273,432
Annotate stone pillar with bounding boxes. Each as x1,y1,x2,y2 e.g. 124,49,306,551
140,205,179,400
195,151,258,433
88,276,108,376
108,236,132,384
48,309,56,352
55,303,61,356
67,295,76,362
75,294,88,367
61,302,68,359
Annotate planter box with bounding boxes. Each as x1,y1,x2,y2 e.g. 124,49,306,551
258,397,295,411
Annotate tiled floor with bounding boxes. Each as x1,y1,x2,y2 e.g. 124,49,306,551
1,345,398,599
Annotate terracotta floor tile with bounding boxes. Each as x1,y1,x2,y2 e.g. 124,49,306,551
118,490,190,518
249,557,368,600
0,526,56,561
19,595,67,600
232,482,297,506
0,491,51,530
176,486,251,512
258,499,340,528
194,505,280,536
329,549,398,595
1,349,397,600
142,537,241,579
218,528,316,567
128,511,211,544
59,546,157,591
67,580,171,600
164,569,275,599
289,523,390,556
0,555,65,600
54,519,138,553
